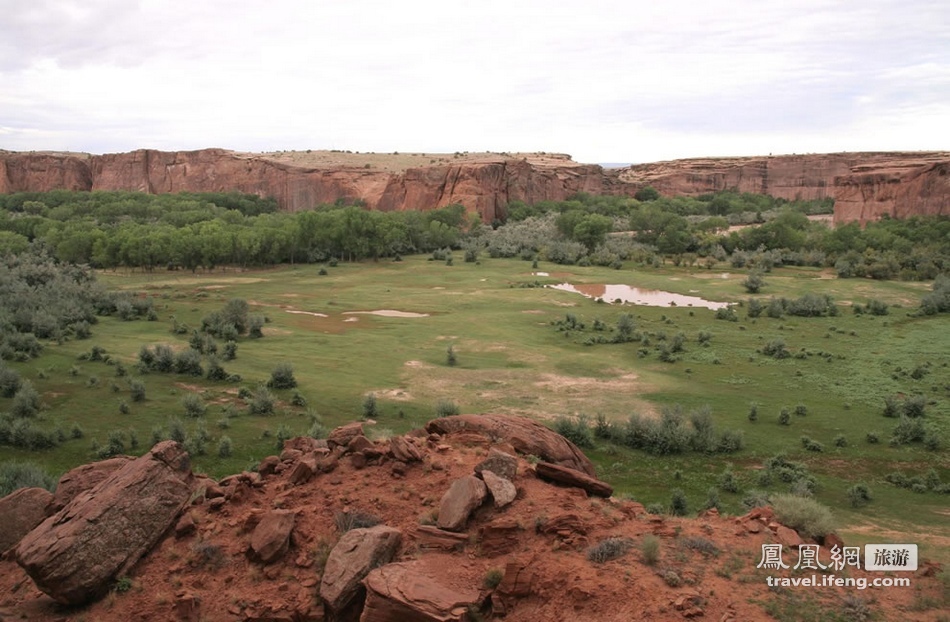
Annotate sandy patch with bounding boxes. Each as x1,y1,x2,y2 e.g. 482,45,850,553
522,309,546,314
197,285,227,290
286,310,328,317
404,360,428,368
343,317,359,323
372,388,414,401
175,382,206,393
344,310,429,318
846,522,950,548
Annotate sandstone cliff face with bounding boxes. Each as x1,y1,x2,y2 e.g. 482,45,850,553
2,149,948,225
618,154,855,201
833,155,950,225
1,149,618,223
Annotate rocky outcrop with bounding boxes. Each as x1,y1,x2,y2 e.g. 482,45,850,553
534,461,614,498
426,414,597,476
15,441,193,605
437,475,487,532
319,525,401,619
0,487,53,555
360,562,481,622
474,448,518,481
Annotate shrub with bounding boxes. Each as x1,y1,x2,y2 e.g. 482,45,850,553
290,391,307,407
247,386,276,416
865,431,880,444
902,394,926,418
182,393,207,418
762,339,790,359
718,466,740,493
670,488,688,516
248,315,265,339
586,537,634,563
70,423,84,439
715,306,738,322
800,436,823,452
152,344,175,373
222,340,238,361
794,403,808,417
777,408,791,426
553,415,594,448
742,271,765,293
10,381,41,418
168,417,187,443
640,535,660,565
771,494,835,539
0,460,57,496
267,362,297,389
833,434,848,447
205,355,228,381
847,483,872,508
0,364,22,398
891,416,926,445
445,344,458,367
217,435,233,458
129,379,146,402
435,399,460,418
362,392,379,419
174,349,203,376
747,402,758,422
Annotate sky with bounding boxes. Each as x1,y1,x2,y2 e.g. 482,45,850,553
1,0,948,164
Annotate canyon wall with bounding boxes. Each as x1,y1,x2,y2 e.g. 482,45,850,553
0,149,619,223
2,148,948,224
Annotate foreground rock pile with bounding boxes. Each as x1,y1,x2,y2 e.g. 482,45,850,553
0,415,944,621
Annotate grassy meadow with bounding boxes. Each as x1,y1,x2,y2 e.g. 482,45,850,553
1,255,948,559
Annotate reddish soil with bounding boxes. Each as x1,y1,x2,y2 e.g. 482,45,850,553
0,427,945,621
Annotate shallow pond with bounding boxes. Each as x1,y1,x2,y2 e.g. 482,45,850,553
548,283,728,310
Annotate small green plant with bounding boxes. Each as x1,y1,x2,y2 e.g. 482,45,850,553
435,398,460,418
748,402,758,422
129,379,146,402
483,568,503,589
218,435,233,458
446,343,458,367
778,408,791,426
833,434,848,447
670,488,688,516
113,576,133,593
362,392,379,419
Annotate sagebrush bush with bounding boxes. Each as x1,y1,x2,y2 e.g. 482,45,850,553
0,460,57,496
586,537,634,563
771,493,835,539
334,511,381,533
435,399,460,418
640,535,660,565
267,362,297,389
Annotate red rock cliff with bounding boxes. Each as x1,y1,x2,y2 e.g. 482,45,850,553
833,154,950,225
2,149,948,224
1,149,620,223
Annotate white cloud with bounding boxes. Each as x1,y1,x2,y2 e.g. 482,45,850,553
1,0,947,162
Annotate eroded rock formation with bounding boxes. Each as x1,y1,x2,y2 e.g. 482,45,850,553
3,148,948,225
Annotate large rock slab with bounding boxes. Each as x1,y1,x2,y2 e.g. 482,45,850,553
426,415,597,476
480,470,516,508
360,562,480,622
15,441,193,605
320,525,401,618
250,510,296,563
437,476,487,532
327,423,365,449
47,455,135,513
534,461,613,498
474,448,518,480
0,487,53,554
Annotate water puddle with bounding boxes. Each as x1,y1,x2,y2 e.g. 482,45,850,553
285,310,328,317
343,310,430,318
548,283,728,309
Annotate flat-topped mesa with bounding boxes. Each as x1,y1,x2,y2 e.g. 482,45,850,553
2,148,949,224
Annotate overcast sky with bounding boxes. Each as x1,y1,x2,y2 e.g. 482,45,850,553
1,0,947,164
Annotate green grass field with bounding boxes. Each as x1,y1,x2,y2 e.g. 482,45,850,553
2,256,948,560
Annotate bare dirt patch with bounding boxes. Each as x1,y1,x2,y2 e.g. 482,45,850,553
371,388,414,401
344,310,430,318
